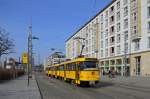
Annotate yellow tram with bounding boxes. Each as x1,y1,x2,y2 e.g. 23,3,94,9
45,66,50,76
47,57,100,85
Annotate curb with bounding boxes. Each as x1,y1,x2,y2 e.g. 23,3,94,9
35,75,44,99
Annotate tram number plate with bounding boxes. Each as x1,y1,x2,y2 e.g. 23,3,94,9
89,81,95,85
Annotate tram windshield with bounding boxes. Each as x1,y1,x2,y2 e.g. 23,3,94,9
79,61,98,70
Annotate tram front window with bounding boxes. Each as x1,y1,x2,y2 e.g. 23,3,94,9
79,61,98,70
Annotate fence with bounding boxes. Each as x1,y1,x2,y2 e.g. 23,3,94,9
0,69,25,80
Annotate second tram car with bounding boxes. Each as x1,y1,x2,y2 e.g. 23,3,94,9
47,57,100,85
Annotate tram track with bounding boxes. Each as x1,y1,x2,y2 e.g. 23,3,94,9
114,83,150,93
35,73,150,99
100,81,150,93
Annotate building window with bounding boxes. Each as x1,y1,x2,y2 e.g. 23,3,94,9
134,26,137,34
86,40,88,45
105,39,108,47
123,0,128,5
92,45,94,51
105,29,108,37
110,47,115,56
110,26,115,35
133,12,137,21
101,23,103,30
148,37,150,48
125,43,128,53
101,50,103,57
117,45,121,54
105,11,108,18
148,6,150,18
117,12,120,21
110,6,114,14
110,36,115,44
117,23,121,32
124,19,128,29
101,14,103,21
101,32,103,39
124,6,128,17
135,56,141,76
105,19,108,27
101,41,103,48
117,1,120,9
110,60,115,65
86,32,88,38
117,34,121,43
134,40,140,51
148,21,150,32
124,31,128,40
105,49,108,56
110,15,115,24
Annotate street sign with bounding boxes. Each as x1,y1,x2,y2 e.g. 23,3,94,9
22,53,28,64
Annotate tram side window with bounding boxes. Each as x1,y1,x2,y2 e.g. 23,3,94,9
59,65,64,71
68,64,72,70
66,64,69,70
62,65,64,70
79,62,84,70
57,67,59,71
72,63,76,70
66,63,76,71
54,67,56,70
59,66,61,71
52,67,54,71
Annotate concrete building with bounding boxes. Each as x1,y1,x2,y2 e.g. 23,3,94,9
44,52,66,70
66,0,150,77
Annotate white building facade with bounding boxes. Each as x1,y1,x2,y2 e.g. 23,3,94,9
66,0,150,77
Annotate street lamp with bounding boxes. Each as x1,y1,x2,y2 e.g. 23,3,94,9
32,36,39,40
73,37,86,57
27,25,39,86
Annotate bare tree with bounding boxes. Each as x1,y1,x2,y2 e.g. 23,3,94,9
0,28,14,66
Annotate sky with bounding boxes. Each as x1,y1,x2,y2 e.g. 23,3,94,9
0,0,112,64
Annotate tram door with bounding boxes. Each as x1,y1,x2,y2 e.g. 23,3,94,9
76,62,80,80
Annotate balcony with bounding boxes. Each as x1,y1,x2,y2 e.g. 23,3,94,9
110,53,115,56
130,2,138,10
109,32,115,36
109,7,115,16
110,42,115,46
131,33,141,41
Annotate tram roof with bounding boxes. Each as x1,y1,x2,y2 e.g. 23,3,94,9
62,57,98,65
51,57,98,67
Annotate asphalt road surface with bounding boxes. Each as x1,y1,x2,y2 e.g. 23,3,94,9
35,73,150,99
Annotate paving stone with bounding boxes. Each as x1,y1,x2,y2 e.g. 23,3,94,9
0,75,41,99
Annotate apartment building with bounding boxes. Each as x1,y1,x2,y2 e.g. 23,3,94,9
66,0,150,77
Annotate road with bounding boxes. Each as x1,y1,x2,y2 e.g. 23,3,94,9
35,73,150,99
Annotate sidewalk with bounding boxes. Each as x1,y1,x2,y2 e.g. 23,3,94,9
101,75,150,88
0,75,41,99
